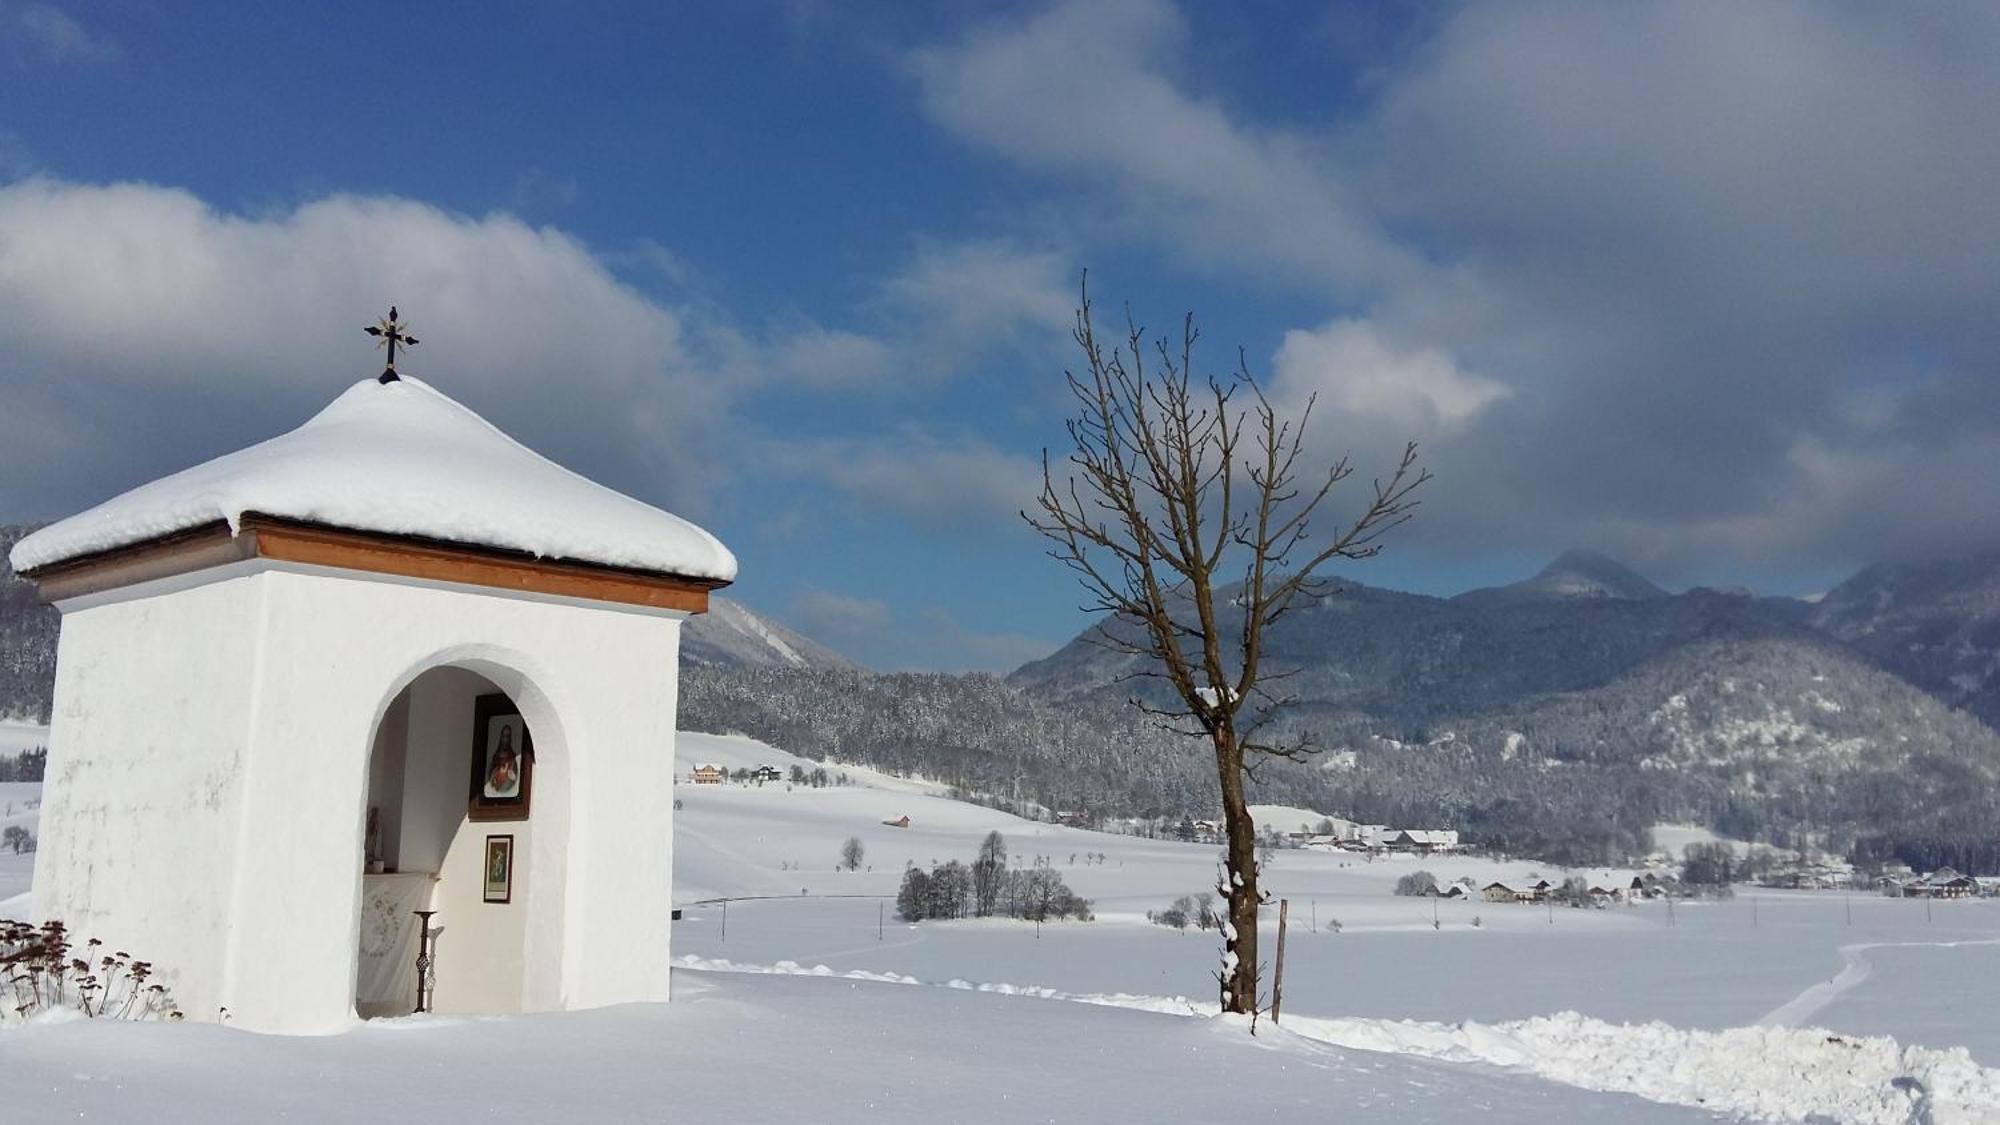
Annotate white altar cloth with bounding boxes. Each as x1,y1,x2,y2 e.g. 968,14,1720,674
355,873,436,1015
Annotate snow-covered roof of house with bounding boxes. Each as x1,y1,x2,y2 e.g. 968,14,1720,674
10,376,736,582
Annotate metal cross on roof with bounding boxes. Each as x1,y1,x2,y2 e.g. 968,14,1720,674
363,306,419,383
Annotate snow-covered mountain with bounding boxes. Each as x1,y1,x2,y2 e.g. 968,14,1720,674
1003,551,2000,856
1455,549,1668,604
1810,550,2000,730
1007,555,1805,724
682,596,859,672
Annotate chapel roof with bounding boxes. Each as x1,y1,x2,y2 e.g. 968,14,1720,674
10,376,736,584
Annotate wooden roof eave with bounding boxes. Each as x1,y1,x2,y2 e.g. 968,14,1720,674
21,513,729,614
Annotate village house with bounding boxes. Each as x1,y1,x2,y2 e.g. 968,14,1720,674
1480,879,1552,904
1386,829,1461,854
690,763,725,785
1899,867,1979,899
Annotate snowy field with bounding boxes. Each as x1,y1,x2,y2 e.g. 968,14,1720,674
3,731,1999,1122
671,735,2000,1053
0,720,47,755
0,780,39,903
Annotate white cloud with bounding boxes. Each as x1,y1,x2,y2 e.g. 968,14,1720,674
917,607,1057,673
0,179,726,520
750,238,1074,391
791,588,891,645
1270,319,1509,434
10,3,117,63
910,0,1416,294
882,238,1074,347
906,1,2000,575
763,323,899,388
774,429,1043,529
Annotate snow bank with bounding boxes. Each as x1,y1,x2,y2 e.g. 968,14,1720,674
677,955,2000,1125
1288,1011,2000,1125
11,376,735,581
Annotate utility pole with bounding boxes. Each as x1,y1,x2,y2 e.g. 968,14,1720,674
1271,899,1290,1024
721,899,728,942
878,901,884,941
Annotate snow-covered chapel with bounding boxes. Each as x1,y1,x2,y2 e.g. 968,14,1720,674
9,349,733,1033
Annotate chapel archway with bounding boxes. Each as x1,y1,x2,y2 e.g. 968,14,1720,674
352,659,570,1019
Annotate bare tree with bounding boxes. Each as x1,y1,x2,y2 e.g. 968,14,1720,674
840,836,865,872
972,830,1008,917
1025,280,1428,1015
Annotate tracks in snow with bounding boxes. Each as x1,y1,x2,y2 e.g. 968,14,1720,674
677,954,2000,1124
1758,939,2000,1029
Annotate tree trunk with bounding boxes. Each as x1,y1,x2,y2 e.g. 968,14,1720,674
1215,728,1260,1014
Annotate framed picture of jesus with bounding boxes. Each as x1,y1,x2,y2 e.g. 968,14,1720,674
468,693,533,821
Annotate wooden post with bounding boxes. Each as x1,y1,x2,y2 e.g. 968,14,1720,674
1271,898,1290,1024
721,899,728,942
878,901,884,941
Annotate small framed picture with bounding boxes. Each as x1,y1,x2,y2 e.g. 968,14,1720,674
469,693,533,821
483,834,514,904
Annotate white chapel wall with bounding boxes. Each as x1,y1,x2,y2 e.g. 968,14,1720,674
221,565,681,1031
33,574,270,1024
36,561,687,1034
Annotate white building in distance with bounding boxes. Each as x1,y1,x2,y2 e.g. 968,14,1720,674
10,371,733,1033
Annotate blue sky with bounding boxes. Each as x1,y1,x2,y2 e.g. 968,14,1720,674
5,2,1999,668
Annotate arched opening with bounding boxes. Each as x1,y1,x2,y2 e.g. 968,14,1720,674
352,660,570,1018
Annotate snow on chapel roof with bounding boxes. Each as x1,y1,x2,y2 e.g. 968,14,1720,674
11,376,737,582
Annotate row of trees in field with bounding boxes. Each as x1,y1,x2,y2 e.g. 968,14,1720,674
0,747,44,782
1851,833,2000,877
896,831,1091,924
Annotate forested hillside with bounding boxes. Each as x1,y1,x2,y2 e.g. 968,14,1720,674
8,531,2000,865
1811,551,2000,730
0,526,57,722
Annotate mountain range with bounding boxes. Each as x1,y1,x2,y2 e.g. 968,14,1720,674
7,520,2000,862
1000,548,2000,857
1809,552,2000,730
